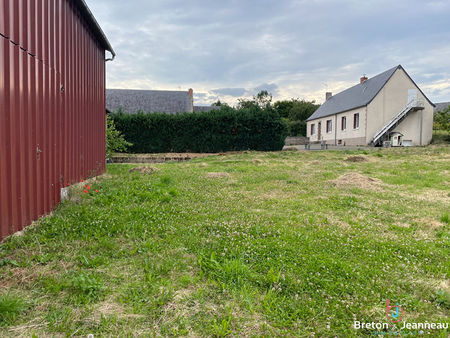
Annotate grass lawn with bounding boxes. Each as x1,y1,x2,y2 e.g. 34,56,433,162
0,146,449,337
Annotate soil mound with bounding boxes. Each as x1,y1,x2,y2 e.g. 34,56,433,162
345,156,368,163
331,172,382,191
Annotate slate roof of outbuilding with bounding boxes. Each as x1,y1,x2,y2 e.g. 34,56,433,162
307,65,435,121
106,89,193,114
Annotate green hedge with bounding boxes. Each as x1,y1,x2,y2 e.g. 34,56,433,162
110,106,288,153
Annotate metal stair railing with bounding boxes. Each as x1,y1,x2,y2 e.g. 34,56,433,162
372,99,424,145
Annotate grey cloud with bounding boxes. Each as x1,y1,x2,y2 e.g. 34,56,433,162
87,0,450,103
252,83,279,96
211,88,247,97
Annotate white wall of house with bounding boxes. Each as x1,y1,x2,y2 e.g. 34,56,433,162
307,106,367,145
366,68,434,146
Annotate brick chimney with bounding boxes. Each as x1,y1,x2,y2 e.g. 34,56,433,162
188,88,194,112
326,92,332,101
360,76,368,84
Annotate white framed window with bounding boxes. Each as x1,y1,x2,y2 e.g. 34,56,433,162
311,124,316,135
341,116,346,131
326,120,332,133
353,113,359,129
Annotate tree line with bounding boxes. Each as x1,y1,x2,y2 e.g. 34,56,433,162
213,90,319,137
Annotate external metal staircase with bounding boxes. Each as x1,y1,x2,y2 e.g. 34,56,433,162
371,99,424,146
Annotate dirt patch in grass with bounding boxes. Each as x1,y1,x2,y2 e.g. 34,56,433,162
206,172,231,178
345,156,368,163
440,280,449,292
395,222,411,228
128,166,159,174
415,190,450,203
416,218,444,230
94,299,145,322
330,172,384,191
156,286,201,335
0,265,53,289
396,189,450,204
253,159,264,164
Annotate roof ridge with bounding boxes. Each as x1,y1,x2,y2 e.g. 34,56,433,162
307,65,403,121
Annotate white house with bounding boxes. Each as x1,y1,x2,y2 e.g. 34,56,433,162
306,65,435,146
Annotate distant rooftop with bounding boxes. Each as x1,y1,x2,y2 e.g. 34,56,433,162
434,102,450,112
106,89,193,114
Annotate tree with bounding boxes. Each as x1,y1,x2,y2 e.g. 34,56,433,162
255,90,272,108
434,105,450,131
273,100,295,118
273,99,319,136
212,99,227,107
288,100,319,121
237,90,273,110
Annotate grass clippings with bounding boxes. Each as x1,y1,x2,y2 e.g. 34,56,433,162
128,166,159,174
206,172,231,178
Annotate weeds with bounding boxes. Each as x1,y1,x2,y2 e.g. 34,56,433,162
0,293,28,326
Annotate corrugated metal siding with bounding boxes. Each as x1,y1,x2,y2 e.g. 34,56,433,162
0,0,107,240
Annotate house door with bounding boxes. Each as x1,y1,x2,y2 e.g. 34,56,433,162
318,122,321,140
391,133,403,147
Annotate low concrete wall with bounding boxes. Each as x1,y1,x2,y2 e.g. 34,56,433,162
111,156,192,163
322,137,367,146
285,136,308,146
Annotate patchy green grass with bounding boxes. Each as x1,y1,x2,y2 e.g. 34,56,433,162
0,146,449,336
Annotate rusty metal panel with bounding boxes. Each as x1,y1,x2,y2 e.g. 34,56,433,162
0,0,108,240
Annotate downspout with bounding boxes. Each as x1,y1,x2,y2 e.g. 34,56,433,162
334,114,337,146
419,110,423,146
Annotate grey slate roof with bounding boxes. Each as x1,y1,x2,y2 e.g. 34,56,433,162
106,89,193,114
193,106,220,113
434,102,450,112
307,65,435,121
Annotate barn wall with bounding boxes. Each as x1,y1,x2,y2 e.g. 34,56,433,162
0,0,106,240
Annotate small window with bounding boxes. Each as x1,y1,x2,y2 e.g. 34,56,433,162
311,124,315,135
341,116,346,131
338,139,342,145
353,113,359,129
326,120,332,133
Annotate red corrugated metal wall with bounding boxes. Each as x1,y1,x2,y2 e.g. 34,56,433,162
0,0,106,240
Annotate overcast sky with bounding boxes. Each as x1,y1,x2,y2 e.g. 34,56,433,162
86,0,450,106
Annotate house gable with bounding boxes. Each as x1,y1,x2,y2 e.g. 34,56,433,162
307,65,435,123
366,67,435,145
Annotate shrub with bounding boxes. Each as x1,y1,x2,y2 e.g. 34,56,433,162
111,106,288,153
106,114,132,158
